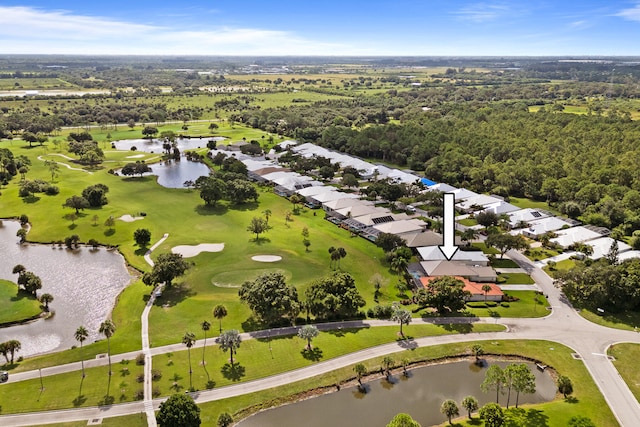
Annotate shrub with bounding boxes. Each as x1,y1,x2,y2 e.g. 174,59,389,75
486,301,498,307
136,353,145,365
367,304,394,319
152,369,162,381
500,302,510,307
43,184,59,195
152,386,161,398
134,389,144,400
136,373,144,383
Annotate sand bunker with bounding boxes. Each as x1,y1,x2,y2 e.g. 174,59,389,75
251,255,282,262
119,214,145,222
172,243,225,258
126,154,146,159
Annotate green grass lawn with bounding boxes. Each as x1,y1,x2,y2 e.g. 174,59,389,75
496,272,535,285
490,258,520,268
458,218,477,227
579,309,640,332
471,242,500,255
197,340,615,427
466,291,548,318
524,247,562,262
508,197,560,216
0,324,504,414
609,343,640,402
0,279,42,325
0,359,145,414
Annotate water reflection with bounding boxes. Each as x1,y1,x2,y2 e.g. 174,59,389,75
0,221,132,356
113,137,225,153
237,361,556,427
149,159,211,189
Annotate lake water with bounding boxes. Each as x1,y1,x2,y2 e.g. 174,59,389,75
113,137,225,153
237,360,556,427
0,221,133,356
148,158,211,189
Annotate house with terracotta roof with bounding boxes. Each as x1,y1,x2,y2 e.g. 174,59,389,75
420,276,503,302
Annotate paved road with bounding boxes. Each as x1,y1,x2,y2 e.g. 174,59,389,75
3,250,640,426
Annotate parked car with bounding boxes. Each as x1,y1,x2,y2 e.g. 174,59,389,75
0,371,8,382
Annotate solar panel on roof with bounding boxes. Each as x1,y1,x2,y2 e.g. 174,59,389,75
372,216,394,224
531,211,542,218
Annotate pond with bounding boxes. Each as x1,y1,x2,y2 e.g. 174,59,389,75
145,158,211,189
112,137,225,153
0,221,133,356
237,360,556,427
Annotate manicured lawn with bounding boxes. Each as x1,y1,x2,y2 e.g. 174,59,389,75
0,279,42,325
458,218,477,226
471,242,499,255
196,340,616,427
609,343,640,402
579,309,640,332
0,359,145,414
524,247,562,262
151,324,504,395
496,272,535,285
490,258,520,268
466,291,549,318
508,196,560,216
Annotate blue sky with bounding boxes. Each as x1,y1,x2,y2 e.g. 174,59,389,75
0,1,639,55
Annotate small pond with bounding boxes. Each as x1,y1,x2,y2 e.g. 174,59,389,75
145,158,211,189
0,221,133,356
237,360,556,427
113,137,225,153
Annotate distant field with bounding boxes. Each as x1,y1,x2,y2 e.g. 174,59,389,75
0,77,77,90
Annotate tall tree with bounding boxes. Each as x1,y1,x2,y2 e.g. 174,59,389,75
182,331,196,390
74,326,89,378
305,272,365,320
201,320,211,368
382,356,394,381
99,320,115,375
482,284,493,305
511,364,536,408
133,228,151,247
217,329,241,365
471,344,484,364
239,272,300,325
39,293,54,311
441,399,459,425
63,195,90,214
142,253,191,288
386,413,421,427
5,340,21,364
213,304,228,333
247,216,269,241
481,364,506,403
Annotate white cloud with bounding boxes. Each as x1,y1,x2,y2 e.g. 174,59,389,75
452,3,510,23
615,2,640,22
0,6,352,55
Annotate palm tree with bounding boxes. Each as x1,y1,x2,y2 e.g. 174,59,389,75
182,331,196,390
218,329,241,365
99,320,115,375
297,324,319,350
390,256,408,276
213,304,228,333
6,340,21,364
74,326,89,378
471,344,484,364
461,228,478,246
354,363,367,391
382,356,394,381
400,358,410,377
39,293,54,311
462,395,479,419
482,284,493,305
441,399,460,425
262,209,272,225
391,307,412,337
201,320,211,366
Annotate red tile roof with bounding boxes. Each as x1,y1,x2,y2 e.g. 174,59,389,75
420,276,503,297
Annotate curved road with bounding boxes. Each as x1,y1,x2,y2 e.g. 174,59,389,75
2,250,640,426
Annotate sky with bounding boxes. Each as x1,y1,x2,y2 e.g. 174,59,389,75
0,1,639,56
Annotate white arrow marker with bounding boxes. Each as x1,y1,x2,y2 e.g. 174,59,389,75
438,193,459,261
